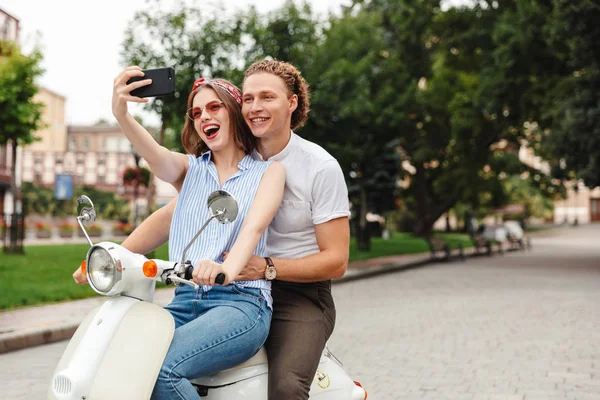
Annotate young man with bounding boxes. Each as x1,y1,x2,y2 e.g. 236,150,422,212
74,60,350,400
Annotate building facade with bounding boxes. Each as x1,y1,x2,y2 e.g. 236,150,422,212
22,123,178,206
519,145,600,224
28,88,67,153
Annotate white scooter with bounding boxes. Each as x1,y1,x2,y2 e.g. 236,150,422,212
48,190,367,400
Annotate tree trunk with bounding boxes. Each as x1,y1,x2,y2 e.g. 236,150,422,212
445,213,451,233
10,140,17,216
413,165,461,238
7,140,21,252
413,165,432,237
356,183,371,251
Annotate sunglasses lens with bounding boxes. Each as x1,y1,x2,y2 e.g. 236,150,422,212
207,101,222,114
187,101,222,121
188,108,201,120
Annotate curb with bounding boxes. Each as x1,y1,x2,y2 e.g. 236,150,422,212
334,257,431,284
0,322,79,354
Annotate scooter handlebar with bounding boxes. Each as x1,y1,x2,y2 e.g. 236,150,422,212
182,266,225,285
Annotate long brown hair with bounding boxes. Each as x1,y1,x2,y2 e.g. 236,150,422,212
181,80,256,156
244,59,310,130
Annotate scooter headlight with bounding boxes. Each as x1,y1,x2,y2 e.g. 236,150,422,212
87,246,119,293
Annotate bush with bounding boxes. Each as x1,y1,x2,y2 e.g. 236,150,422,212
88,224,102,233
113,222,133,235
57,221,76,232
35,222,51,231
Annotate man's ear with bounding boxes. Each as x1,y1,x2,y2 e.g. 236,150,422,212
289,94,298,113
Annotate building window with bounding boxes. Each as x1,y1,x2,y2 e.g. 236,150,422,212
105,138,120,152
82,138,89,152
68,138,77,152
97,176,104,185
121,138,132,153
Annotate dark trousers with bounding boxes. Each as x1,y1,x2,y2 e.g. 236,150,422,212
265,280,336,400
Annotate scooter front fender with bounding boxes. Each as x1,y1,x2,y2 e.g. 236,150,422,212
48,297,174,400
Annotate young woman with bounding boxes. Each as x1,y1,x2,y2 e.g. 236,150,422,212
77,61,350,400
106,67,284,399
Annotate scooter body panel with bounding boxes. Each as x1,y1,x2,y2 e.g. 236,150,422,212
197,367,269,399
48,297,174,400
309,357,366,399
193,348,366,400
47,304,101,400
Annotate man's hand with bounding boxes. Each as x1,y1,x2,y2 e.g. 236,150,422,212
192,260,230,286
223,252,266,281
72,267,88,285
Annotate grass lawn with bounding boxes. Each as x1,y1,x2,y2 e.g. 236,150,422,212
0,232,471,310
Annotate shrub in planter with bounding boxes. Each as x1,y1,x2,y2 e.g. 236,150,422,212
112,222,133,236
58,221,76,238
78,224,103,237
35,222,52,239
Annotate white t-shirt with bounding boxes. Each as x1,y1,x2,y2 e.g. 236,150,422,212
254,132,350,259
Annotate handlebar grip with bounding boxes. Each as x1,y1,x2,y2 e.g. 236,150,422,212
184,265,194,281
215,273,226,285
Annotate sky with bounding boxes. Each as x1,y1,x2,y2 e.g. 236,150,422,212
2,0,465,127
1,0,351,127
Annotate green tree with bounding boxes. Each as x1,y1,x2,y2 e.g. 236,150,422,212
121,0,248,151
0,41,44,250
243,0,320,72
21,182,130,220
304,6,407,249
542,0,600,188
121,0,251,212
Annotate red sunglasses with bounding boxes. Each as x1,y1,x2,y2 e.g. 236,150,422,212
186,100,224,121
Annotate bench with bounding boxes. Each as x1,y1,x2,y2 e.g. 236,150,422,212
506,233,532,251
471,234,503,256
427,237,464,261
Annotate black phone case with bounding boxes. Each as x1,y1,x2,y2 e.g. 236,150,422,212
128,67,175,98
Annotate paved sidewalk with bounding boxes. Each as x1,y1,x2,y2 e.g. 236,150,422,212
1,250,468,354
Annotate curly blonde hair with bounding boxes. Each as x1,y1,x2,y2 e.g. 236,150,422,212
244,59,310,130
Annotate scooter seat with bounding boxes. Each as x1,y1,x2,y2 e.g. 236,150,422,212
191,346,268,387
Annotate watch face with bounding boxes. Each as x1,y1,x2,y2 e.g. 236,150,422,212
265,267,277,280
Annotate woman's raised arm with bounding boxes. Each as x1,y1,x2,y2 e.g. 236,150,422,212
112,66,188,186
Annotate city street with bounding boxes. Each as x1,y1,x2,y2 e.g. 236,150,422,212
1,224,599,399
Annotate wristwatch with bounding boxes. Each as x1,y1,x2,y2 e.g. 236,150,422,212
264,257,277,281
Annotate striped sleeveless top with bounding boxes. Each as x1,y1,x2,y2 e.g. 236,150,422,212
169,152,273,308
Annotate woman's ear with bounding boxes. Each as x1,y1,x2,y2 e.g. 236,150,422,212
289,94,298,113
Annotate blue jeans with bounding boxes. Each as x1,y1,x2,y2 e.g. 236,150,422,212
151,284,272,400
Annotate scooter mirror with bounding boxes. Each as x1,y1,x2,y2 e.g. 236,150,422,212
207,190,238,224
77,195,97,227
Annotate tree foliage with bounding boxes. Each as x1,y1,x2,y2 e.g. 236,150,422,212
21,182,130,220
117,0,594,245
0,41,45,146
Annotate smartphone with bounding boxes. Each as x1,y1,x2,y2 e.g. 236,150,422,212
127,67,175,98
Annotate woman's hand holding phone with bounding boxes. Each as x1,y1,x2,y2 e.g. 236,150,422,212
112,66,151,119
